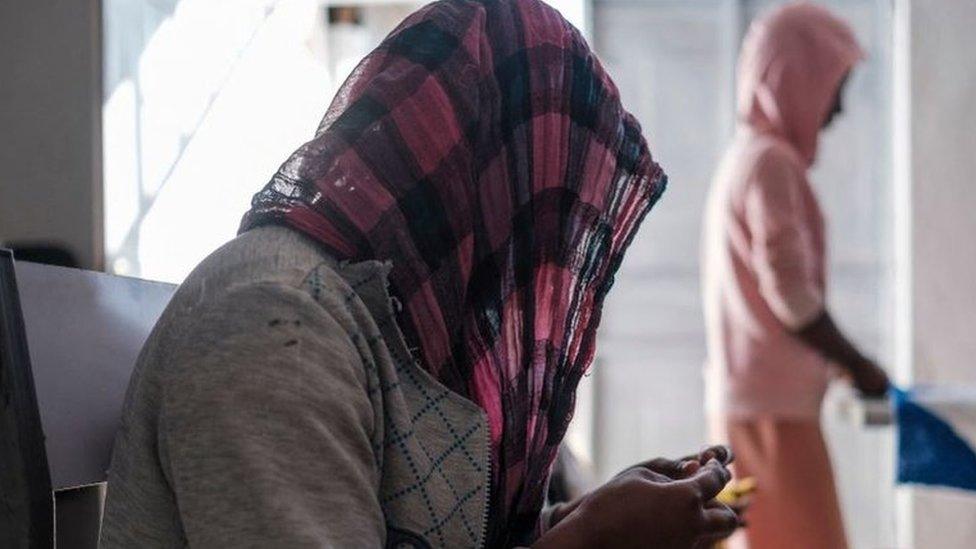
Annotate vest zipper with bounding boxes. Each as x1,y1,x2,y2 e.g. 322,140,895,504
478,411,491,549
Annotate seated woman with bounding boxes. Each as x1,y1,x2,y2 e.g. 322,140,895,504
101,0,739,547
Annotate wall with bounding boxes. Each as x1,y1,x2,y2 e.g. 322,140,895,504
0,1,102,269
898,0,976,547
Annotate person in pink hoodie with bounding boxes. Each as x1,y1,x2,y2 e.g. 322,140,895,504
701,3,890,548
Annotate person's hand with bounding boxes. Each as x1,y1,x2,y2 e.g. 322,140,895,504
534,460,740,549
626,445,733,479
850,357,890,397
547,445,735,528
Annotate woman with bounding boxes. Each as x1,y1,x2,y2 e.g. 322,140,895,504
102,0,739,547
701,3,890,549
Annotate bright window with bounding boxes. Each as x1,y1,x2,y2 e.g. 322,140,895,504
103,0,424,282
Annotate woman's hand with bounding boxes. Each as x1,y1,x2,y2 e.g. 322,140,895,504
850,357,890,398
545,445,734,528
544,445,735,529
534,460,740,549
627,445,734,479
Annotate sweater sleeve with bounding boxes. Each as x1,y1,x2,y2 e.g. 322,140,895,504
743,152,824,329
158,282,384,548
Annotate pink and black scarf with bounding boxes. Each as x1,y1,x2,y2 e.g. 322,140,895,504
242,0,665,544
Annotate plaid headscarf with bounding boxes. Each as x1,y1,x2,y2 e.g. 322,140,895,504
242,0,665,544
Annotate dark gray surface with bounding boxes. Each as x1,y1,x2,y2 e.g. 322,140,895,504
0,250,53,548
55,484,105,549
15,261,175,490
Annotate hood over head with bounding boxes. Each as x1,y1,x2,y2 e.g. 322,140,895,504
737,2,864,165
241,0,664,543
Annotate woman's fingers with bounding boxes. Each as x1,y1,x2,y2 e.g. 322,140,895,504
681,460,701,476
687,460,732,500
629,465,673,484
646,457,684,477
634,445,734,482
701,503,740,535
697,445,734,466
715,445,734,465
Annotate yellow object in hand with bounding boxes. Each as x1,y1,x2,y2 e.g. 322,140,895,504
712,477,756,549
715,476,757,506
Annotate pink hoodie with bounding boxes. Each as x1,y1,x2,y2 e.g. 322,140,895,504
702,3,863,418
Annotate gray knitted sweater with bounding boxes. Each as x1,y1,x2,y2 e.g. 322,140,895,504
101,226,492,548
